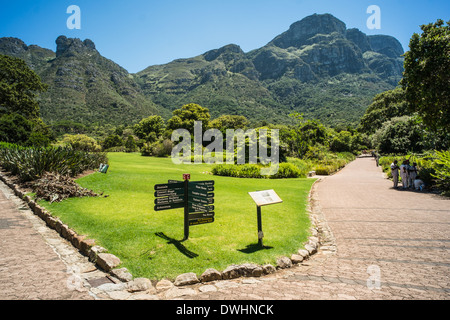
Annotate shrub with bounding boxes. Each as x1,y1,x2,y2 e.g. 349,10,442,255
211,162,305,179
62,134,102,152
0,144,107,182
432,150,450,196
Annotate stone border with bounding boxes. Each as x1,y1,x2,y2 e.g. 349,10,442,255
0,170,331,298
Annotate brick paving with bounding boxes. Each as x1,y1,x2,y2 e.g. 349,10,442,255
179,157,450,300
0,181,94,300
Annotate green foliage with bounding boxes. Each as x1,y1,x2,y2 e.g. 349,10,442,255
359,87,409,134
102,134,124,151
401,19,450,134
62,134,101,152
209,115,249,133
288,113,328,158
167,103,211,132
0,113,53,147
372,116,425,154
432,150,450,196
0,54,47,120
211,162,306,179
0,144,107,182
124,135,138,153
133,115,165,141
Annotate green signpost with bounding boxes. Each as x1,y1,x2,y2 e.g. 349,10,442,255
154,175,215,241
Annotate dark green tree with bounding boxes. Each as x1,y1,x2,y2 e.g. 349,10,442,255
167,103,210,132
0,54,47,119
133,115,165,142
401,19,450,134
359,87,409,134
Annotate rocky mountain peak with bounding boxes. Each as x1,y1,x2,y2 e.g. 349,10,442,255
270,13,347,49
55,36,97,57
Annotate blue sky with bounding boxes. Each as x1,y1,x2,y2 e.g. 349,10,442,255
1,0,449,73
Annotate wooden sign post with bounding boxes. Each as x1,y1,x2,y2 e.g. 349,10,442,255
154,175,215,241
248,190,283,247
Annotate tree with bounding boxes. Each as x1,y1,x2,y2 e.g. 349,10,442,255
401,19,450,134
167,103,210,132
209,115,249,133
0,54,47,120
372,116,425,154
359,87,409,134
102,134,124,150
62,134,101,152
288,113,328,158
133,115,165,142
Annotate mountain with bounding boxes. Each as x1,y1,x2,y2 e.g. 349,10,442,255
0,36,168,126
0,13,404,128
137,13,404,126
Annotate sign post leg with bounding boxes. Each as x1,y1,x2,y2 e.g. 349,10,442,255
183,179,189,241
257,206,263,248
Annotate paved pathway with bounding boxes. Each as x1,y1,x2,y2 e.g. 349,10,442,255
180,157,450,300
0,180,95,300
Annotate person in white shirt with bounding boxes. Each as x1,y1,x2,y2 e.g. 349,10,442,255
400,160,409,189
414,176,425,191
409,162,418,189
390,160,400,189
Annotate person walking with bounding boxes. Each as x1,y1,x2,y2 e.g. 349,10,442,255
391,160,400,189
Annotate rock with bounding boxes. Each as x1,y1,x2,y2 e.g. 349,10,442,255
242,264,263,277
110,268,133,283
200,269,222,283
155,279,174,293
164,287,197,299
96,282,127,292
80,239,96,256
291,254,304,264
304,244,317,255
96,253,121,272
222,265,242,280
198,285,218,293
262,264,276,275
107,291,132,300
297,249,310,258
127,278,155,293
174,273,200,287
88,245,107,263
277,256,292,269
71,234,86,250
128,293,159,300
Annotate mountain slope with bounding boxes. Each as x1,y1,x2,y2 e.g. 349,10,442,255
1,13,405,128
0,36,169,126
137,13,404,126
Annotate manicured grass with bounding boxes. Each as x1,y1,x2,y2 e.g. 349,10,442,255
40,153,315,280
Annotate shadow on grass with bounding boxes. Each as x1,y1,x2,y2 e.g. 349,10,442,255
238,243,274,254
155,232,199,259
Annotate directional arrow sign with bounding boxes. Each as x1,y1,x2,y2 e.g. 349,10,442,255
154,182,184,191
155,196,184,205
154,188,185,198
189,212,215,220
188,190,214,198
191,184,214,192
189,217,214,226
190,180,215,187
189,196,214,205
189,204,215,213
154,202,184,211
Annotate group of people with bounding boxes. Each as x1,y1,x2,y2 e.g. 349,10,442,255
390,160,425,191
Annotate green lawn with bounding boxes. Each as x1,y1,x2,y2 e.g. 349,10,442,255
40,153,315,280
